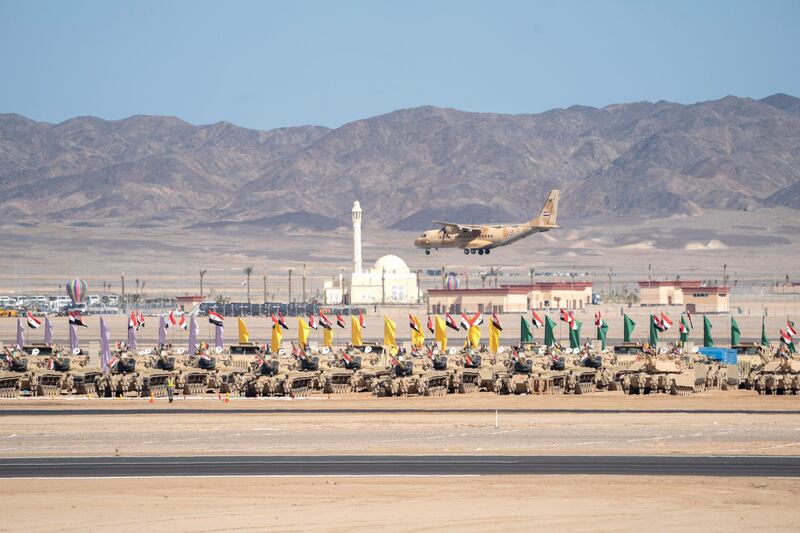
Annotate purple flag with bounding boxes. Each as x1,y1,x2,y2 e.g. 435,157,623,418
69,324,79,353
16,318,25,348
188,315,199,355
158,315,167,346
44,316,54,345
100,317,111,372
127,322,137,351
215,324,224,351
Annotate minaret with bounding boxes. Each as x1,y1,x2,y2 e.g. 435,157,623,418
352,201,363,274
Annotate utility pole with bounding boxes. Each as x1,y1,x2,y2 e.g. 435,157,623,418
199,269,207,298
608,267,613,299
723,264,728,287
648,264,652,287
465,269,469,289
121,274,125,311
441,266,446,289
530,266,535,285
302,264,307,302
263,275,267,303
381,267,386,305
288,269,293,302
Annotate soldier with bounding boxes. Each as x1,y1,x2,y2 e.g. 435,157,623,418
166,374,175,403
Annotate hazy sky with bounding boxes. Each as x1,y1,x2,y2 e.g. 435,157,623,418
1,0,798,130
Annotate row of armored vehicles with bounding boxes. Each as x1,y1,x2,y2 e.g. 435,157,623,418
1,340,796,398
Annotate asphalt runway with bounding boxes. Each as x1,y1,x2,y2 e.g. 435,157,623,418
2,455,799,478
2,407,800,416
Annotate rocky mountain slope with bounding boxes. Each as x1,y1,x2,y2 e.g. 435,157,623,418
1,93,798,230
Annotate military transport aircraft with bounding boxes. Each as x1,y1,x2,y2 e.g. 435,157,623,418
413,189,559,255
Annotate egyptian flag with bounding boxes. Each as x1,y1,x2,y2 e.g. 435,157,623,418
653,314,666,332
69,311,88,328
559,308,572,325
128,312,139,330
137,311,145,330
472,312,484,326
308,313,318,330
208,310,224,327
278,311,289,330
445,312,460,331
531,311,544,329
459,313,471,330
491,312,503,331
319,311,333,330
660,313,673,331
409,314,421,334
780,329,793,345
427,315,434,334
594,311,602,327
26,312,42,329
358,311,366,329
686,310,694,329
336,313,346,329
788,321,797,338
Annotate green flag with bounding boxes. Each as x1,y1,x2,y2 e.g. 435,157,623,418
623,314,635,343
703,316,713,347
596,321,608,350
569,320,582,349
544,315,557,347
730,317,741,347
680,314,690,345
520,315,533,344
761,316,769,346
648,314,659,347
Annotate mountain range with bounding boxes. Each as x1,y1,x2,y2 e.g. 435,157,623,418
1,93,798,230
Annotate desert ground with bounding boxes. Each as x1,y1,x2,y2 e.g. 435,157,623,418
2,393,800,531
2,475,799,532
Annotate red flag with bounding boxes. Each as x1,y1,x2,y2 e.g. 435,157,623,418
307,313,318,330
358,311,365,328
427,315,434,334
409,314,421,333
318,311,333,330
336,313,346,329
491,312,503,331
660,313,673,331
445,312,460,331
26,311,42,329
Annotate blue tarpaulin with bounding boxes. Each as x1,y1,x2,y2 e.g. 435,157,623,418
698,347,737,365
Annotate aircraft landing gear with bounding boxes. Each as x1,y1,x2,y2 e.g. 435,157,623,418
470,249,477,254
464,249,470,255
485,248,491,255
478,249,485,255
425,249,431,255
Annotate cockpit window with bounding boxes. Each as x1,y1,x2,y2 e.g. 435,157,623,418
420,233,426,237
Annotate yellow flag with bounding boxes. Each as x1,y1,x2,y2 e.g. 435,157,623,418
298,317,311,350
237,317,250,344
411,315,425,349
270,324,283,353
489,321,500,353
468,325,481,349
384,316,397,348
434,315,447,352
351,315,363,346
323,327,333,348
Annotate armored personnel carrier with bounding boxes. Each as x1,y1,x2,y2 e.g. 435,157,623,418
0,348,29,397
747,348,800,395
446,347,482,394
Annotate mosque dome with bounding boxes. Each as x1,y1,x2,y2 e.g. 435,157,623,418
373,254,410,274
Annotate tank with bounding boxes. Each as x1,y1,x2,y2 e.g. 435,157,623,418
496,350,537,395
238,353,282,397
414,350,451,396
68,354,105,396
530,349,569,395
619,354,696,395
734,343,767,389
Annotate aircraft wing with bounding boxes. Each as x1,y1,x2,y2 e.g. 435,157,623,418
432,221,482,235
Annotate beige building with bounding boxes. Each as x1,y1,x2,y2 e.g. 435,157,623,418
427,282,593,315
638,281,730,313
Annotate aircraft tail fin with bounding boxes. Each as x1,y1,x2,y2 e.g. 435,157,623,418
529,189,559,227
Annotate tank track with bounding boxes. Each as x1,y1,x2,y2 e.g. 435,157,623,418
0,376,21,398
324,373,353,394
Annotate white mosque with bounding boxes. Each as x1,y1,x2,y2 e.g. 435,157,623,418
323,201,420,305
